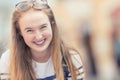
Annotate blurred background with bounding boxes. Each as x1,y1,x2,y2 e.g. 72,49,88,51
0,0,120,80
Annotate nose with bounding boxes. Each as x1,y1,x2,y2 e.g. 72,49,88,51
35,31,43,40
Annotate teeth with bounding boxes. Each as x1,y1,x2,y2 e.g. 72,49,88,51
35,40,45,45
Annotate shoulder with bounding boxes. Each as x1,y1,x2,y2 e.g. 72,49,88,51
69,50,85,79
69,50,83,68
0,50,10,73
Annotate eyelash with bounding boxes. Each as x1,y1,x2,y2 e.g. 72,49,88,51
41,25,47,29
27,29,33,32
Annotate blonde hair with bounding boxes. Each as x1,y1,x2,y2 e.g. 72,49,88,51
10,3,81,80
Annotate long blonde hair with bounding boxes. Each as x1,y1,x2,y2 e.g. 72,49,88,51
10,1,80,80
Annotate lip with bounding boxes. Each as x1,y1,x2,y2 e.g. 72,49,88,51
36,40,45,44
33,39,46,46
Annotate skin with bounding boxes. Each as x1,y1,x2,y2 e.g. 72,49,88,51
19,9,53,63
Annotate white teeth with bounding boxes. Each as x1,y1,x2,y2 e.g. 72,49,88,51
35,40,45,45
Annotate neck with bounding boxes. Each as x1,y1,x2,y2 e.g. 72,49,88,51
31,49,51,63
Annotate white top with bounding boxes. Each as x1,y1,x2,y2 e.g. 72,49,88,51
0,50,84,80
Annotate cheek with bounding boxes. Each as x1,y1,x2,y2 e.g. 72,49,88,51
22,34,33,44
48,29,53,38
44,30,53,38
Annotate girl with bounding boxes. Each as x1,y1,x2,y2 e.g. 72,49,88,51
0,0,85,80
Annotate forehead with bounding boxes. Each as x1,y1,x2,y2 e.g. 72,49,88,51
20,8,49,20
18,9,50,27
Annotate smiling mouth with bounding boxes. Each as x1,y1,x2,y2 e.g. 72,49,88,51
34,39,46,45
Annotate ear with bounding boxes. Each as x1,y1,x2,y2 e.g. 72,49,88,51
51,21,55,26
51,21,55,24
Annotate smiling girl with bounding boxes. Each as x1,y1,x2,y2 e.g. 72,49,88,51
0,0,85,80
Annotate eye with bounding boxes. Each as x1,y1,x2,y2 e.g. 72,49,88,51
26,29,33,32
41,25,47,29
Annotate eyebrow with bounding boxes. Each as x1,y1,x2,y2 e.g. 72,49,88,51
24,27,33,31
40,23,48,27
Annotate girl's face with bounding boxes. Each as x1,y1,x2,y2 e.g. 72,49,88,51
19,9,53,55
